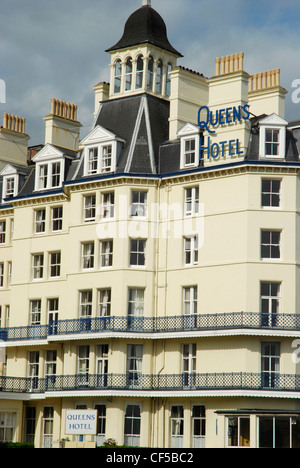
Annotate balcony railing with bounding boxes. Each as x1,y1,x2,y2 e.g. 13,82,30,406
1,312,300,342
1,372,300,395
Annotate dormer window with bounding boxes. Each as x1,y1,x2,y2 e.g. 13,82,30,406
81,125,125,177
32,145,71,192
3,176,17,200
259,114,288,159
36,160,63,190
265,129,280,156
0,165,23,202
86,144,113,175
102,145,112,172
88,148,98,174
184,139,196,166
178,123,201,170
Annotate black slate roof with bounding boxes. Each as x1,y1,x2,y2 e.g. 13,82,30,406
94,93,170,175
246,116,300,162
106,5,183,57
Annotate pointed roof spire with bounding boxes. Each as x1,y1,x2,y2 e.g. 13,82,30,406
142,0,151,6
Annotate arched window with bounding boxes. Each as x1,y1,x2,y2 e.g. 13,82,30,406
136,55,144,90
114,60,122,94
147,56,154,91
166,63,173,97
125,57,133,92
156,59,163,94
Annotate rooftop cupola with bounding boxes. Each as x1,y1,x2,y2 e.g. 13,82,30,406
103,1,183,101
106,0,182,57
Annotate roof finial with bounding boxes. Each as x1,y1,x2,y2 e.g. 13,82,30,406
142,0,151,6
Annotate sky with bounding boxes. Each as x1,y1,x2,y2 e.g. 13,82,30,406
1,0,300,146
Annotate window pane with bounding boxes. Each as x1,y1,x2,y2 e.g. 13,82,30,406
292,417,300,448
228,417,238,447
240,418,250,447
259,417,273,448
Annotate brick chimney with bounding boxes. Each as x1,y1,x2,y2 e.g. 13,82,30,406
0,113,29,169
44,98,82,151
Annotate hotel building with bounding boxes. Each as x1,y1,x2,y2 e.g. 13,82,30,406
1,0,300,448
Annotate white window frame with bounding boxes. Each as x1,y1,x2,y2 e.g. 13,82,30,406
170,405,184,448
130,239,146,267
51,206,63,232
128,288,145,317
184,236,198,266
259,115,288,159
226,416,250,448
0,221,6,244
183,286,197,315
260,282,281,327
114,59,122,94
2,175,18,201
49,251,61,278
84,143,116,176
124,404,141,447
34,209,46,234
131,191,147,218
0,413,16,443
98,288,111,317
81,242,95,270
79,290,93,318
35,159,65,191
261,230,281,260
102,192,115,219
83,194,96,222
184,187,199,216
178,123,201,170
32,254,44,280
100,240,113,268
30,299,41,326
261,179,281,209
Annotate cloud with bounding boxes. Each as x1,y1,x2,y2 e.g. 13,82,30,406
1,0,300,145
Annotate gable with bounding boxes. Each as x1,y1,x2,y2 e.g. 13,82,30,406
32,144,65,162
81,125,120,146
259,113,288,127
177,122,200,137
0,164,18,176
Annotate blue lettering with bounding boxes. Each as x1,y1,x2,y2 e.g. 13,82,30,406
201,136,211,159
236,139,243,155
210,110,219,128
211,143,219,159
219,109,226,125
242,104,250,120
198,106,215,134
225,108,232,124
228,140,235,156
219,141,227,158
232,106,241,122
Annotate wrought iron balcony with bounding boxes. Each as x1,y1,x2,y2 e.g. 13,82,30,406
1,312,300,343
1,372,300,395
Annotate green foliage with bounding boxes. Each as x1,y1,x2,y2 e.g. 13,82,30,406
0,442,34,449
